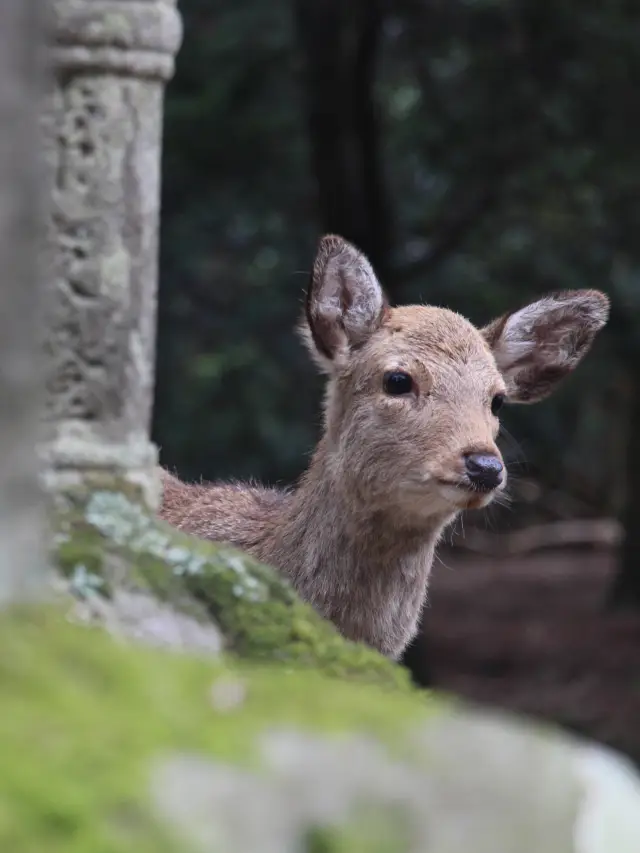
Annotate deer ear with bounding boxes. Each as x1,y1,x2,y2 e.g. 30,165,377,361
299,235,388,372
482,289,609,403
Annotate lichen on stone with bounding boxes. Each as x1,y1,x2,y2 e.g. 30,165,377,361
51,483,411,689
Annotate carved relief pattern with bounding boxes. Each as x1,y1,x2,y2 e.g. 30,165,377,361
43,74,162,440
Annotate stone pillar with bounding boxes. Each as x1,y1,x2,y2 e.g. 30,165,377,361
41,0,183,508
0,2,48,603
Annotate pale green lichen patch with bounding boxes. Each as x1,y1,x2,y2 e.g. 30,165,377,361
67,563,109,599
0,607,433,852
51,485,411,690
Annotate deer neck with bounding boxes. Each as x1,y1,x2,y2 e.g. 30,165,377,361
270,439,453,657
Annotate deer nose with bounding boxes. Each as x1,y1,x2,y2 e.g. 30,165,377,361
463,452,504,491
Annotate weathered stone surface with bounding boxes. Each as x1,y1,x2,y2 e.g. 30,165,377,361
152,720,640,853
52,0,183,79
41,0,183,509
0,2,48,603
59,576,225,655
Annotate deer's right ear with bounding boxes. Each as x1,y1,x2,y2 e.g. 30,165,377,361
299,235,388,372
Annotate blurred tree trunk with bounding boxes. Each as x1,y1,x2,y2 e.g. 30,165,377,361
294,0,394,285
0,1,48,604
610,362,640,608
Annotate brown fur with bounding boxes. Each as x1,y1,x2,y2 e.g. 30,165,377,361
159,235,609,659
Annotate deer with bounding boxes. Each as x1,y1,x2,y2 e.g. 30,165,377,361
159,234,609,660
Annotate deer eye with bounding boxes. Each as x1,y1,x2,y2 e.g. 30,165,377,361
491,393,505,416
383,371,414,396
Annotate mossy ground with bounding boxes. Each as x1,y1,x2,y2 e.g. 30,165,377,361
7,485,634,852
0,607,435,852
0,482,444,850
52,484,410,690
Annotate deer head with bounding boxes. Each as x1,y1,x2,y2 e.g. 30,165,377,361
300,235,609,524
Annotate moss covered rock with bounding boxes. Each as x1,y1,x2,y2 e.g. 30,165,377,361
0,607,426,852
0,482,629,852
3,607,640,853
51,484,410,689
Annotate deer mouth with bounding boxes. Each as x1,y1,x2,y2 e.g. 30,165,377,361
436,478,475,492
437,477,500,494
435,478,498,509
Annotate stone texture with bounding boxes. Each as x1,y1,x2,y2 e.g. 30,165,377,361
151,716,640,853
61,577,225,656
41,0,183,508
0,2,48,603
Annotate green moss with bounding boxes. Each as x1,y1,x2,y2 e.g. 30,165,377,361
51,485,410,691
0,607,436,852
305,808,412,853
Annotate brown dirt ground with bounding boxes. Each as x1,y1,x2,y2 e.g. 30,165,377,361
417,547,640,765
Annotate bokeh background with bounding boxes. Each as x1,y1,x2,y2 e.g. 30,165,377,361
152,0,640,764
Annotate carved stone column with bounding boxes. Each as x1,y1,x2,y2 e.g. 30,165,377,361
41,0,183,508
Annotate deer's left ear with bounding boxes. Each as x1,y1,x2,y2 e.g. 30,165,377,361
482,290,610,403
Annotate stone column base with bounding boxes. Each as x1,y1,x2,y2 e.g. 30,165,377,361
41,424,161,509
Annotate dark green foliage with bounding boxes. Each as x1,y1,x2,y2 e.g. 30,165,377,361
155,0,321,486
